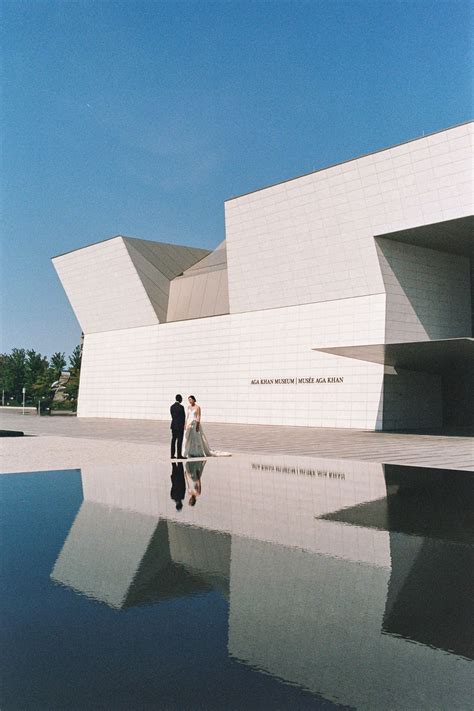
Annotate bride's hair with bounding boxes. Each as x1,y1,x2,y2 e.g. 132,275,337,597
188,395,196,404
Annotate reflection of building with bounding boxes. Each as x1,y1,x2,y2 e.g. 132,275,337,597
52,511,229,608
322,465,474,660
53,123,474,430
51,456,473,708
227,532,472,709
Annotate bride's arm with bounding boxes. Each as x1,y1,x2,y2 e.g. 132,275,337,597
196,405,201,432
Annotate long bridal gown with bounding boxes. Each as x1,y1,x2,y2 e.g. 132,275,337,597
184,408,212,457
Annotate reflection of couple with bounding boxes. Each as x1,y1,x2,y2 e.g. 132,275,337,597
170,460,206,510
170,394,211,459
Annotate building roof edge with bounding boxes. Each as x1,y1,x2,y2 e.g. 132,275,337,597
51,235,210,261
224,119,474,203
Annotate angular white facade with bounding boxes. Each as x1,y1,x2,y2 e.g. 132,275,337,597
53,122,474,430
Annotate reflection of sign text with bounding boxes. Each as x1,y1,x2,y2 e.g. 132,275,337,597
251,463,346,480
251,376,344,385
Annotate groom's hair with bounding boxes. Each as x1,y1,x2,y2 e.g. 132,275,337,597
175,394,182,402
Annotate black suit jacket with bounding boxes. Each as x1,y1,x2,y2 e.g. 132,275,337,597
170,401,185,431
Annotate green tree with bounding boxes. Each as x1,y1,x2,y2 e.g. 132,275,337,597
69,345,82,372
25,350,49,395
4,348,26,403
31,367,56,401
50,352,66,379
64,372,80,409
0,347,82,408
0,353,14,401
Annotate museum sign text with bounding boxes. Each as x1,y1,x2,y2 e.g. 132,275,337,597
250,376,344,385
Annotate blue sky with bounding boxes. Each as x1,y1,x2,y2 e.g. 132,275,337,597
2,0,473,359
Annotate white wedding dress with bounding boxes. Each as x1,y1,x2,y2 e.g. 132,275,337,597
183,407,231,457
184,408,212,457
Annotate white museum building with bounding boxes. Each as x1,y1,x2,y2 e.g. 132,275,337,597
53,121,473,431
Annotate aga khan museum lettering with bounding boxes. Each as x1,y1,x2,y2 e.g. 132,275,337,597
52,123,473,432
250,377,344,385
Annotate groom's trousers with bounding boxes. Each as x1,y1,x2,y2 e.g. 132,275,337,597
171,427,184,458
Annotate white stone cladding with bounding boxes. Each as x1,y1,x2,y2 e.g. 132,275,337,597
53,237,158,333
77,294,386,429
376,239,471,342
53,236,209,334
225,122,473,315
54,122,473,429
167,241,229,321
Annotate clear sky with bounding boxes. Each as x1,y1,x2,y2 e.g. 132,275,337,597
2,0,473,359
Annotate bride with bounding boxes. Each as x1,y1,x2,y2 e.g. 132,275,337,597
184,396,212,457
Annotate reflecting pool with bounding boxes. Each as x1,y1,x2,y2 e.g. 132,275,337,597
1,455,473,709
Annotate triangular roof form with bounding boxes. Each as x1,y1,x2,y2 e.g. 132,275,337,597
123,237,209,323
167,240,229,322
53,236,209,333
180,240,227,277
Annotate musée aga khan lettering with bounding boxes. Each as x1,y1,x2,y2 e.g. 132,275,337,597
53,122,474,431
250,377,344,384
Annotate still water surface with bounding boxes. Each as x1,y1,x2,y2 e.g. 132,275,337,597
1,455,473,710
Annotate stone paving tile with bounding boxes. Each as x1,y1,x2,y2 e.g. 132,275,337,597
1,413,472,470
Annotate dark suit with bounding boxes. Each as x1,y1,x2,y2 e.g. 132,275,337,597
170,401,185,458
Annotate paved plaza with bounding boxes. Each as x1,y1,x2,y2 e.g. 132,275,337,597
1,412,472,473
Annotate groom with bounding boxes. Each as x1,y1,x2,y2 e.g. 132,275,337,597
170,394,186,459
